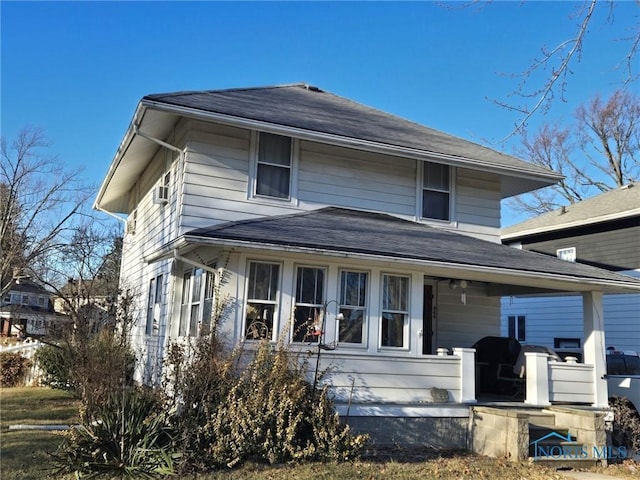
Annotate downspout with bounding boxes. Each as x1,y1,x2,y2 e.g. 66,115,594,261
173,250,217,275
130,127,186,353
133,126,183,155
94,206,127,226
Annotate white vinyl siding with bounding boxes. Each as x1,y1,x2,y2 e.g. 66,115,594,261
502,289,640,353
298,141,416,216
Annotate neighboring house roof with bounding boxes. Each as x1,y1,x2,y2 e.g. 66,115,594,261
96,83,562,214
175,207,640,293
5,279,50,296
502,184,640,241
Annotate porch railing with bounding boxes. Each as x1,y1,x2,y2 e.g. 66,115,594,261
314,347,476,404
524,352,595,406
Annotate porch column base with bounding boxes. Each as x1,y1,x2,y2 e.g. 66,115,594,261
525,352,550,406
454,347,476,403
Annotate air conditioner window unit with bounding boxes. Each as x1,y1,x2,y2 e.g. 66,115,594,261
154,185,169,204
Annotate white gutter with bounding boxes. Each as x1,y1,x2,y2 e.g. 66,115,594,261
140,99,562,184
94,102,147,210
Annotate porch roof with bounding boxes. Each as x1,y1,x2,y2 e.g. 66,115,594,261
180,207,640,294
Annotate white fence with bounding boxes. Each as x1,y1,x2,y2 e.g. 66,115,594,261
0,339,44,386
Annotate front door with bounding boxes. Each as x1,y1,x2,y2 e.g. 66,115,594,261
423,284,434,354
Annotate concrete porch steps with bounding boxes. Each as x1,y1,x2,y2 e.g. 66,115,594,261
470,406,607,467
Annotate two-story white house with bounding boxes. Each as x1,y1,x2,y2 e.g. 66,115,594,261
1,277,58,337
95,84,640,454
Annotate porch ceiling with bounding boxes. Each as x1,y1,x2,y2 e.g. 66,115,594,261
175,207,640,294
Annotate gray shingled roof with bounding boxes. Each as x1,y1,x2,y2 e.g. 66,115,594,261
502,184,640,240
144,84,558,178
185,207,640,287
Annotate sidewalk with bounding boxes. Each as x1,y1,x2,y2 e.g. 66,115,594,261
561,472,622,480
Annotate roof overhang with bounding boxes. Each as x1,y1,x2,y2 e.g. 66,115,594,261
95,99,560,214
502,208,640,242
143,232,640,296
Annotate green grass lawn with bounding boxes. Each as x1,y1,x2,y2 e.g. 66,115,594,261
0,387,80,480
1,387,638,479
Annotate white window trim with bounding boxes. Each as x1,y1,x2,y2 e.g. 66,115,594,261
248,131,299,205
379,273,411,350
291,264,327,343
417,161,455,224
146,275,163,336
243,260,282,342
337,269,369,348
178,266,216,337
557,247,576,262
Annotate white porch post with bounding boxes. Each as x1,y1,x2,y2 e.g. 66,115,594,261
525,352,551,405
583,291,608,408
454,347,476,403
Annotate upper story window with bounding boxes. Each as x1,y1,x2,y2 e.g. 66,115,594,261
255,132,292,200
557,247,576,262
245,261,281,340
292,266,325,342
422,162,451,221
338,270,368,345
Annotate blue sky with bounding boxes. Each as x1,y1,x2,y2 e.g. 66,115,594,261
2,1,638,226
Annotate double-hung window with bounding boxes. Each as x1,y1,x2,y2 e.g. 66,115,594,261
381,274,409,348
201,269,216,335
245,261,280,340
293,266,325,342
146,275,163,335
179,267,216,337
422,162,451,221
338,270,368,345
255,132,292,199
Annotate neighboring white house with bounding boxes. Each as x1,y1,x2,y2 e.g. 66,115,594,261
95,84,640,450
1,277,58,337
501,185,640,358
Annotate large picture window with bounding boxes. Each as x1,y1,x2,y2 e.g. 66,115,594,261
338,270,368,344
422,162,450,221
381,274,409,348
292,266,325,342
255,132,292,199
245,262,280,340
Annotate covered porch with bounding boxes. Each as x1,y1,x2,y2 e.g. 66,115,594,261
308,290,606,410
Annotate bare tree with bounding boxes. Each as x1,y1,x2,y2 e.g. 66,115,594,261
575,89,640,190
508,89,640,216
484,0,639,140
0,126,93,297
